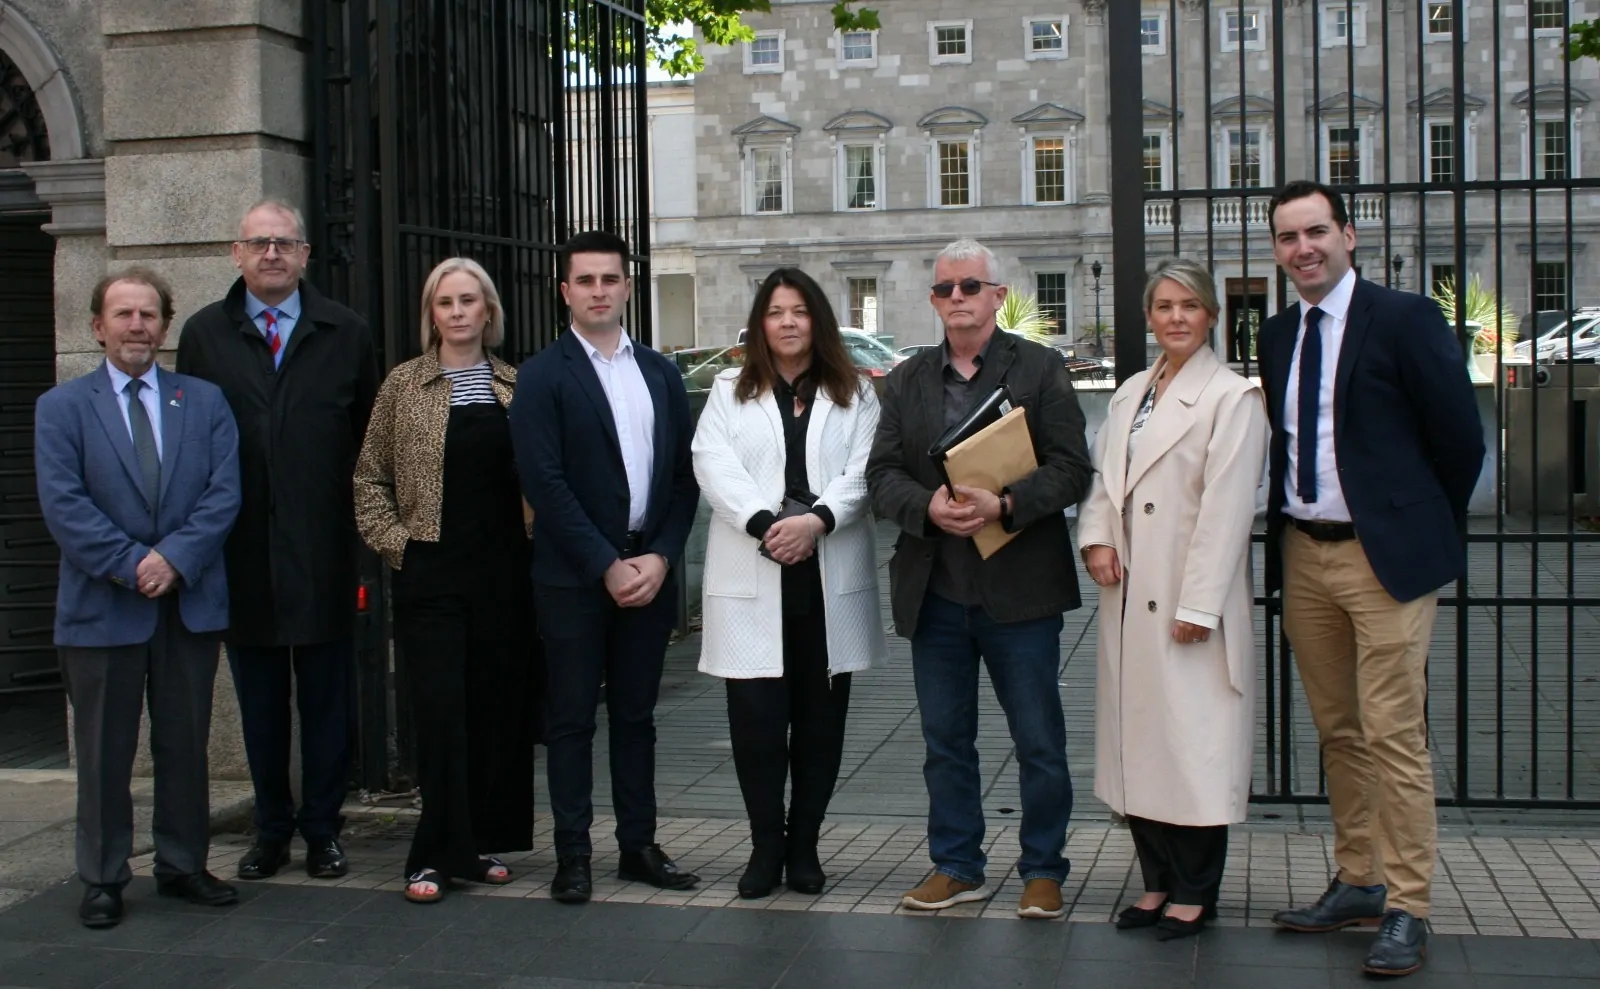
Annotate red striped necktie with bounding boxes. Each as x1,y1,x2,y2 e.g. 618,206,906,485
262,308,282,367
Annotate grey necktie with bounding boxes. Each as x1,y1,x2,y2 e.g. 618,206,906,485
124,378,161,509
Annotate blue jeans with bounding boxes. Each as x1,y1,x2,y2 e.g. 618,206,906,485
911,592,1072,884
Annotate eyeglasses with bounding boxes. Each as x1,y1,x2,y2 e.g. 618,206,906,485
931,279,1001,298
238,237,307,255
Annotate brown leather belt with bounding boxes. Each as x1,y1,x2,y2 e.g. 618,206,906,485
1292,517,1357,542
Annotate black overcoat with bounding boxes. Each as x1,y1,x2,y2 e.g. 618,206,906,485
176,277,379,646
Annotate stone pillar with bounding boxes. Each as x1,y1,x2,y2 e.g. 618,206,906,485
1080,0,1109,204
78,0,313,780
18,159,109,382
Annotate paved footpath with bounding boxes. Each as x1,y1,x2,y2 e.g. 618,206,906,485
3,523,1600,986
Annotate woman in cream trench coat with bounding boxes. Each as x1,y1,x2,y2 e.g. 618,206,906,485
1078,258,1269,941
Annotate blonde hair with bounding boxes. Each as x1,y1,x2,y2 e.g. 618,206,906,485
419,258,505,351
1143,257,1221,318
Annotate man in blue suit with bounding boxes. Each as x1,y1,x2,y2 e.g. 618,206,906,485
1258,181,1485,977
510,231,700,903
35,268,242,928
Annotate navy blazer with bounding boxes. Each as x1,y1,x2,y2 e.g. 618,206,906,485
1259,278,1485,603
35,362,242,647
510,330,699,588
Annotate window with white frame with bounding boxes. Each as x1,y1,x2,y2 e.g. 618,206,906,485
838,29,877,66
1322,3,1368,47
1225,128,1265,187
1325,125,1362,185
1025,16,1067,59
747,145,788,214
1035,272,1069,336
1143,131,1171,191
841,144,880,210
1220,8,1266,52
1531,1,1567,33
1031,137,1069,204
745,30,784,73
1424,2,1456,41
1428,122,1457,184
929,20,974,64
936,139,973,206
1141,12,1167,55
848,277,881,333
1532,119,1570,180
1534,261,1569,312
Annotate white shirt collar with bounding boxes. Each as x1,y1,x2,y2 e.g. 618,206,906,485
1299,267,1357,325
106,360,159,396
572,327,633,362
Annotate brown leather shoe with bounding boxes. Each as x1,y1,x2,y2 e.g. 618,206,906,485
1017,878,1064,919
900,873,991,910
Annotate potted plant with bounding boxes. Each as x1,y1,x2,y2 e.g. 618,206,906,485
1434,275,1520,381
996,290,1058,343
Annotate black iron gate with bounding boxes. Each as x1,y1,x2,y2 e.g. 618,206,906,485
1108,1,1600,809
306,0,651,788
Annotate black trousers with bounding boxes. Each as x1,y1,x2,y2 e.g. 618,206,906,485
724,609,852,846
535,576,677,857
60,598,218,888
228,639,352,843
1127,815,1229,907
394,591,536,879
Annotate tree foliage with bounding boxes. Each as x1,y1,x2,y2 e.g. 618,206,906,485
646,1,879,77
1569,19,1600,61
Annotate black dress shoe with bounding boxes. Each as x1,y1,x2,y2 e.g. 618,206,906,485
305,838,349,879
618,844,699,890
79,886,123,929
237,840,290,880
784,838,825,895
738,842,786,899
1272,878,1387,933
157,871,239,907
1155,909,1207,942
1364,909,1428,976
551,855,592,904
1116,904,1164,929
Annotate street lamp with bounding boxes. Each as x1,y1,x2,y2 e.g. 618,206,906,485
1391,254,1405,289
1091,259,1104,357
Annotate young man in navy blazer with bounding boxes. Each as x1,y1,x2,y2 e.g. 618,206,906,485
510,231,700,902
1258,181,1485,977
35,268,242,928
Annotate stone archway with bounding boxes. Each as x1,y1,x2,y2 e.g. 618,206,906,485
0,1,85,161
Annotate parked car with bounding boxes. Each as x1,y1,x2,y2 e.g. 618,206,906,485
1517,308,1600,362
897,343,940,359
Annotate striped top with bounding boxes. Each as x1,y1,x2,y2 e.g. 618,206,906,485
440,360,499,406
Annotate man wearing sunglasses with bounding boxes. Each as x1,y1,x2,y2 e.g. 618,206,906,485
177,199,379,884
867,238,1092,921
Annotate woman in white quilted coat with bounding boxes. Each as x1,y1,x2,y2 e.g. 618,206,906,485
1078,258,1268,942
692,268,889,900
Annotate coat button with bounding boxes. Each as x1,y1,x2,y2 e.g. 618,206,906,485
1147,601,1157,612
1143,503,1154,515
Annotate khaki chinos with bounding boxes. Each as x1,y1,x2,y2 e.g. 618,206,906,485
1282,526,1439,918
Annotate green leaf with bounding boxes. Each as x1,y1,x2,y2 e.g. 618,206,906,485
633,1,877,76
1568,19,1600,61
995,290,1058,343
1434,275,1520,355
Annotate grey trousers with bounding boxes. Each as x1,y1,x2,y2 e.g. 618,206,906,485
60,598,219,889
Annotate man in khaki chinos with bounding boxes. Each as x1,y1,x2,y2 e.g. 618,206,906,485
1256,181,1485,979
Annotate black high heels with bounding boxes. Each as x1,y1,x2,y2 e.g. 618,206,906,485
1155,905,1213,941
738,842,786,899
1116,903,1165,929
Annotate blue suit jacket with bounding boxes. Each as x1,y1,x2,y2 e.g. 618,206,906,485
510,330,699,588
1260,278,1486,602
35,362,242,647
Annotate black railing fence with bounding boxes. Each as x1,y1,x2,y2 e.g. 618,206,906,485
307,0,650,788
1109,1,1600,808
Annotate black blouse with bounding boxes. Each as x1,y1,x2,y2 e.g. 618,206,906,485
744,372,836,615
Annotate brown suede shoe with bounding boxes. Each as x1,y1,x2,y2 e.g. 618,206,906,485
1018,878,1064,919
901,873,991,910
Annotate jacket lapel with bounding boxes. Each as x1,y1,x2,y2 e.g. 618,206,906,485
1122,349,1218,494
157,372,184,504
561,332,623,458
639,350,671,523
1333,280,1374,439
805,388,836,490
89,364,152,508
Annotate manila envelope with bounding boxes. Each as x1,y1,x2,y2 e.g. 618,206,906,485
943,405,1037,559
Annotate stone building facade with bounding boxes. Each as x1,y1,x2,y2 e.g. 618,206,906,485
688,0,1600,356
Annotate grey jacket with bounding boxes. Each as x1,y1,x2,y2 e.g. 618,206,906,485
866,330,1093,638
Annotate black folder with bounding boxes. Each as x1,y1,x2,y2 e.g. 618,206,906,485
928,384,1016,496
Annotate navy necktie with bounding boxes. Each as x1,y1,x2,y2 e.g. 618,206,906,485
1296,306,1326,503
124,378,161,509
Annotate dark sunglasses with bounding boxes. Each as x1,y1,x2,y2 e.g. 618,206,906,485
931,278,1001,298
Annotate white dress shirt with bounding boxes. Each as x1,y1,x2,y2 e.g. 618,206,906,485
574,328,656,531
1283,267,1356,522
105,361,164,461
